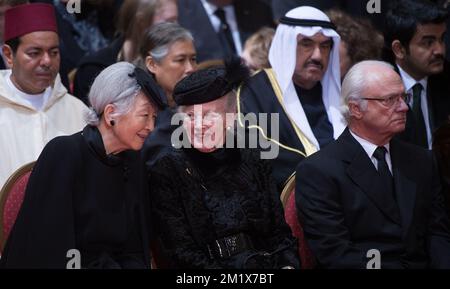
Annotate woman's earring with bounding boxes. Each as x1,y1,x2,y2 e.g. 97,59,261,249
110,120,115,126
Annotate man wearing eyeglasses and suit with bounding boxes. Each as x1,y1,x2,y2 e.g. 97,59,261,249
296,60,450,269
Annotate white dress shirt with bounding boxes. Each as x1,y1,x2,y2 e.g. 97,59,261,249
397,65,432,149
200,0,243,55
350,130,392,174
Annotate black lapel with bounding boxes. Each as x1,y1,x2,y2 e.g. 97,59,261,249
390,139,417,236
240,71,306,153
341,129,402,225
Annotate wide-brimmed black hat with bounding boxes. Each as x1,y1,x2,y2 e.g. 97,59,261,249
173,57,250,106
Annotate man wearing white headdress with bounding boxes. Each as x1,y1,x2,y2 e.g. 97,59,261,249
238,6,345,191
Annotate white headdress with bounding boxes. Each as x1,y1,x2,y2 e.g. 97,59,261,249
269,6,345,149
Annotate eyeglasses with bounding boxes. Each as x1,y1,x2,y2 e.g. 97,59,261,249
362,93,411,107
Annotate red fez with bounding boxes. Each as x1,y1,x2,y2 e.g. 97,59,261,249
4,3,58,42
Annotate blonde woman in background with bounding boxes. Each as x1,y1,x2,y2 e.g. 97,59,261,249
241,27,275,74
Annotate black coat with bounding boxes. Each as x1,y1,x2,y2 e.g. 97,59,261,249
296,128,450,268
177,0,274,62
149,147,299,269
0,125,152,269
238,70,307,191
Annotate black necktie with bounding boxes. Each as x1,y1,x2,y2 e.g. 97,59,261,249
373,147,395,200
214,8,237,57
411,83,428,148
373,146,400,222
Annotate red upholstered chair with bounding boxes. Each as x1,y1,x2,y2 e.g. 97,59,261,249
0,161,35,253
281,174,316,269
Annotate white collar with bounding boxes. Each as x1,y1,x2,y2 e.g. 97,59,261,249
349,129,390,158
5,70,51,111
396,64,428,92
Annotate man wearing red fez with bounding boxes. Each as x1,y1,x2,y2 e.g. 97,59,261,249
0,3,88,193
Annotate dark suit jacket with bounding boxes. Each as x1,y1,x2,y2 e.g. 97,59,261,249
177,0,274,62
395,61,450,147
296,128,450,268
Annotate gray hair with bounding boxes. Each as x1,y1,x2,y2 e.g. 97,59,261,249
340,60,394,123
86,62,141,126
139,22,193,64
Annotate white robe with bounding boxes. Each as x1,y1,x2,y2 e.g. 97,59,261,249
0,70,88,194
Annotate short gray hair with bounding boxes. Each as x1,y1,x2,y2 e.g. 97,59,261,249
340,60,394,122
86,62,141,126
139,22,193,63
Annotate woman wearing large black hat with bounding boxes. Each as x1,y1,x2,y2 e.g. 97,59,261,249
148,58,300,269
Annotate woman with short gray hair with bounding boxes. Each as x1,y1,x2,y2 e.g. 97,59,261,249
136,22,197,108
86,62,156,126
0,62,166,268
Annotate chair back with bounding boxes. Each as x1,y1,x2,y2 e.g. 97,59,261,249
281,174,316,269
0,161,35,253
